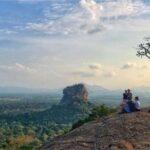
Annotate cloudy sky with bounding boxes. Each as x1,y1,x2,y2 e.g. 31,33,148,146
0,0,150,89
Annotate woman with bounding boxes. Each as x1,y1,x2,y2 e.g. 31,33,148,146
120,90,130,113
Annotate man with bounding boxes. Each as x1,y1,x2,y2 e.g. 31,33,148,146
127,89,132,101
119,90,130,113
123,90,128,100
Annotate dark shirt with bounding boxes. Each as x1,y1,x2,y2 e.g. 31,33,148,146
123,93,128,100
127,92,132,101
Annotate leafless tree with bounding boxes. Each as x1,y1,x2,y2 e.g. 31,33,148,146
137,37,150,59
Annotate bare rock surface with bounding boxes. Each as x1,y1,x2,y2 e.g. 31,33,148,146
60,84,88,105
41,110,150,150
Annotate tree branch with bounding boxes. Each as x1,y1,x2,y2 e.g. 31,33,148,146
137,38,150,59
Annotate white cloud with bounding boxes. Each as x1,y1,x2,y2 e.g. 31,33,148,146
71,63,117,79
80,0,103,22
0,29,17,35
122,62,137,69
25,0,150,35
102,0,136,18
122,62,150,70
15,63,36,73
103,71,117,78
71,71,95,78
89,63,102,70
0,63,36,74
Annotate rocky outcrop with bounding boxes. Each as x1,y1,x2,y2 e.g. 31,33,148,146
60,84,88,105
41,110,150,150
43,84,91,124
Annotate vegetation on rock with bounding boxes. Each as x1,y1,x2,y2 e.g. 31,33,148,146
42,110,150,150
72,104,116,130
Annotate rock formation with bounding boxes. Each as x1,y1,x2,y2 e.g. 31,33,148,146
45,83,91,124
60,84,88,105
41,110,150,150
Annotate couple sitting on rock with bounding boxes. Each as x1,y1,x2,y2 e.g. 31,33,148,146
120,89,141,113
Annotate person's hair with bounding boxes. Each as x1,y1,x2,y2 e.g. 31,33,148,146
135,96,139,100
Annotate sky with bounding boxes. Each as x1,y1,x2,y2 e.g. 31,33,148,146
0,0,150,89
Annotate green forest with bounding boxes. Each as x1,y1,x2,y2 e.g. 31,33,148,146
0,94,116,150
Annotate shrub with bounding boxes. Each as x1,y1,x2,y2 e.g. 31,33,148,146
72,104,116,130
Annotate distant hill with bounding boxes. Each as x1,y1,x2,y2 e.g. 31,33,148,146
0,85,113,95
0,86,62,96
86,84,111,96
0,85,150,97
133,86,150,95
41,110,150,150
0,86,48,94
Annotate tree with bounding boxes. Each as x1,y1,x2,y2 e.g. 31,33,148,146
72,105,116,130
136,38,150,111
137,37,150,59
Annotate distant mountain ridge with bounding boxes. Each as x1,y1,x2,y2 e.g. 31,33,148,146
86,84,110,95
0,86,61,95
0,86,47,94
0,85,150,96
0,85,108,94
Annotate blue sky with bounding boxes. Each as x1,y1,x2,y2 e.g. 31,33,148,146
0,0,150,89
